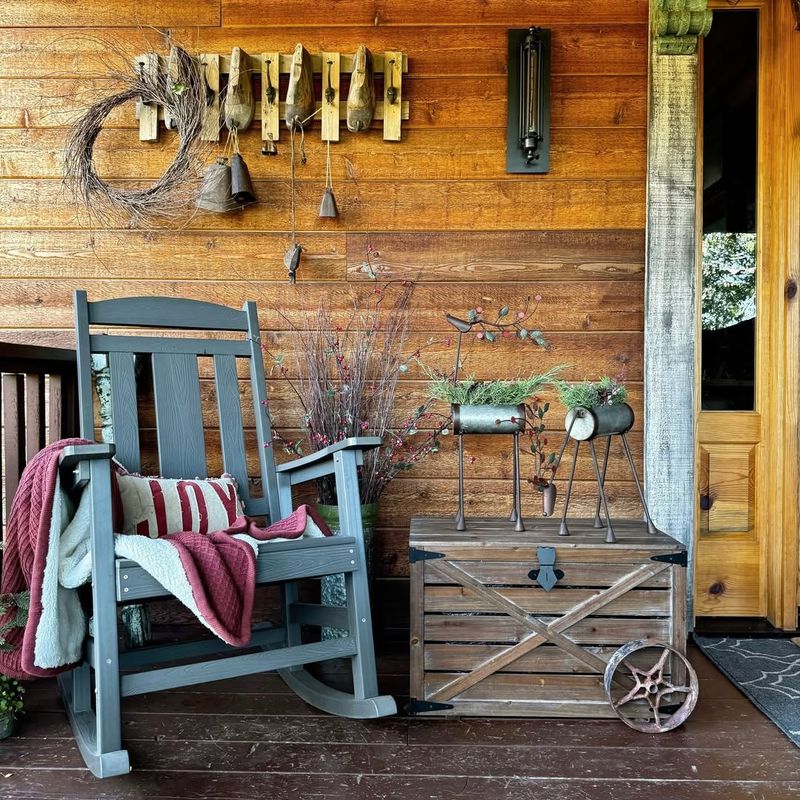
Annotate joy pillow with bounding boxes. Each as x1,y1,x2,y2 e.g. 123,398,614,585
116,473,243,538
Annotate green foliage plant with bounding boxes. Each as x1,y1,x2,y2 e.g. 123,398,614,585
556,376,628,411
0,675,24,723
426,366,563,406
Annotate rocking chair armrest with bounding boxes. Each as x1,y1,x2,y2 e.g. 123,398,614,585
59,443,116,492
275,436,381,484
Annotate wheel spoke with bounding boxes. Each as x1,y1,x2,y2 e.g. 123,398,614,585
653,647,670,676
615,682,645,708
651,697,662,729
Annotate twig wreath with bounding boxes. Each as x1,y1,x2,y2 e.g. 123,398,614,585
63,45,207,228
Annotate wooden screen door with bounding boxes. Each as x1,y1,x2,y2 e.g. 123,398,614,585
695,0,798,626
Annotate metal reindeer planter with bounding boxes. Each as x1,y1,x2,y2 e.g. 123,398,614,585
453,403,527,532
555,401,662,543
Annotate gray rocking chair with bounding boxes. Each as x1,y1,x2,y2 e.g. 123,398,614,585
57,291,395,778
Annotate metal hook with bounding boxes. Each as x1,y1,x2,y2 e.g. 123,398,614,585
387,58,398,104
265,59,277,106
200,60,214,107
325,59,335,104
137,61,151,106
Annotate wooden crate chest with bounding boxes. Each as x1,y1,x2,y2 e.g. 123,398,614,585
409,517,687,718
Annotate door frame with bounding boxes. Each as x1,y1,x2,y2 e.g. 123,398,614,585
645,0,799,629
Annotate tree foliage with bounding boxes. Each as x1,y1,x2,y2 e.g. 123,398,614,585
702,233,756,331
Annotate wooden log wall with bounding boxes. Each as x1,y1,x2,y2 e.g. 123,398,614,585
0,1,648,624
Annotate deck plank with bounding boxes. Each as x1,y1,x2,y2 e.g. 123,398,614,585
1,645,797,799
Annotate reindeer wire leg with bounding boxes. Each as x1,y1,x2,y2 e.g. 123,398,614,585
455,434,466,531
511,432,524,531
620,432,662,535
593,435,612,529
589,439,616,543
559,439,580,536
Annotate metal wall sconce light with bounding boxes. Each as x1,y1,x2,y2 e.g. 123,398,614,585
507,27,551,174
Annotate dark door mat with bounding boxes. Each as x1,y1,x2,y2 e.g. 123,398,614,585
695,635,800,748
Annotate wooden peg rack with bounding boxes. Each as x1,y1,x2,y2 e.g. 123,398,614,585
135,49,409,144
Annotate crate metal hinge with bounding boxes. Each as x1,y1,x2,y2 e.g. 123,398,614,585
406,698,454,714
409,547,445,564
650,551,688,567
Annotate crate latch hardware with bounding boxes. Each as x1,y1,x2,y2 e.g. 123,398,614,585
407,698,454,714
528,545,563,591
650,551,688,567
409,547,446,564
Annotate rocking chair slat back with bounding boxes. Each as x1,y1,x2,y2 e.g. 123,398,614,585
245,301,280,522
107,351,141,473
152,352,206,479
87,296,249,331
72,290,280,522
213,353,252,510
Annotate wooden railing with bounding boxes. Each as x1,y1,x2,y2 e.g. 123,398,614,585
1,344,78,538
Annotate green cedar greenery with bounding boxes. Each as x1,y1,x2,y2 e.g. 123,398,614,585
556,376,628,411
425,367,563,406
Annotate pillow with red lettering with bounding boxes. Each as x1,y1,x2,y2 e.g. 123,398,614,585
116,473,243,537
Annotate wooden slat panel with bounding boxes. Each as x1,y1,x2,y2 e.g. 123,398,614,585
0,279,643,333
213,354,250,504
0,75,646,129
0,179,646,232
151,353,206,478
424,643,657,673
0,25,649,79
424,586,670,616
347,230,644,282
23,372,44,460
47,372,63,443
0,230,346,282
424,672,608,702
423,560,669,588
423,615,670,644
0,0,220,27
1,373,24,509
222,0,648,26
108,351,140,473
0,128,647,181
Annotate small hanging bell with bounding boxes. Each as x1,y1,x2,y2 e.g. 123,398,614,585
284,242,303,284
261,137,278,156
197,157,237,213
318,187,339,219
230,153,256,205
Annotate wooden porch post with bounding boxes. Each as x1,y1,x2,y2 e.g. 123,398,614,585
644,1,712,621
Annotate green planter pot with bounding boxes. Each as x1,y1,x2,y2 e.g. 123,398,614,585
0,715,16,739
317,502,378,640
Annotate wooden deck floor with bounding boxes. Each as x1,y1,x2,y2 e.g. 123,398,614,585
0,644,797,800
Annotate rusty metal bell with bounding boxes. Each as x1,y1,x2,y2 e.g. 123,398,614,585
230,154,256,205
261,137,277,156
197,157,238,213
318,187,338,219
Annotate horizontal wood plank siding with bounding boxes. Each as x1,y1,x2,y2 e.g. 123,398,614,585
0,0,648,590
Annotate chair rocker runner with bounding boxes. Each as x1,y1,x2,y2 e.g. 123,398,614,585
58,291,396,778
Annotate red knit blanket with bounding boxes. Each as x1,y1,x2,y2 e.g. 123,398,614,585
0,439,330,680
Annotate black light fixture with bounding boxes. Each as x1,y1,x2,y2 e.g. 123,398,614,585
507,27,551,173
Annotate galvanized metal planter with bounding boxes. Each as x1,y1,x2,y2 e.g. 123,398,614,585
555,402,660,542
564,402,635,441
451,404,526,532
452,403,526,435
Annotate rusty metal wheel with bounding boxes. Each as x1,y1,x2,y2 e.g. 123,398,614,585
604,639,699,733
